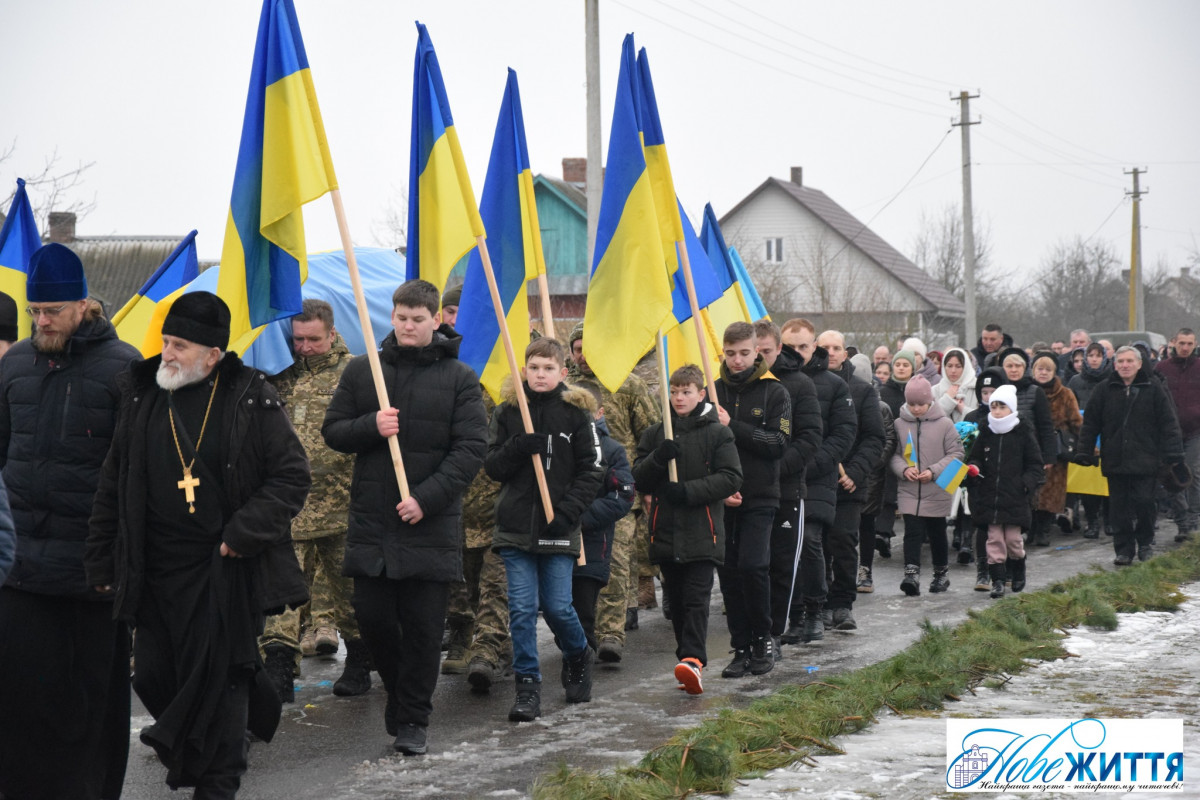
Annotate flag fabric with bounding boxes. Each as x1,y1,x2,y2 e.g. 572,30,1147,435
1067,461,1109,496
112,230,200,356
634,47,684,274
217,0,338,355
935,458,970,494
0,178,42,340
663,201,725,373
903,431,918,468
728,246,770,321
458,69,541,402
693,203,754,352
583,34,673,391
407,22,485,295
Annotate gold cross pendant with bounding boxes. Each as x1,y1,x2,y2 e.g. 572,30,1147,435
178,467,200,514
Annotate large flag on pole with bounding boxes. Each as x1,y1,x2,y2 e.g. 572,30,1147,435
112,230,200,357
217,0,338,354
0,179,42,340
698,203,756,339
728,246,770,321
634,47,684,275
458,69,541,402
406,22,485,295
583,35,673,391
663,202,725,372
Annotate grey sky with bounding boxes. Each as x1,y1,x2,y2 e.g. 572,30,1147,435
4,0,1198,292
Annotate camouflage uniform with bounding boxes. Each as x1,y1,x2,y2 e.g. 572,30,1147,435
567,326,661,646
260,337,357,666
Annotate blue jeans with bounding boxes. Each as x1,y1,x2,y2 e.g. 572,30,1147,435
498,548,589,679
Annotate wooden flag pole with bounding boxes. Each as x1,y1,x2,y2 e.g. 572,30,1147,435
536,272,556,341
330,189,410,500
655,328,678,482
675,240,721,412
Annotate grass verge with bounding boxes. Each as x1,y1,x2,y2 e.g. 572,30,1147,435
532,539,1200,799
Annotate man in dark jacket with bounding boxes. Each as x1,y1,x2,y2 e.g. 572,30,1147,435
86,291,310,798
1075,346,1185,565
969,323,1013,372
1156,328,1200,541
322,279,487,755
0,244,140,800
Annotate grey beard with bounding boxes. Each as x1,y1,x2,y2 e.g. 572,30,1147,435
156,358,211,391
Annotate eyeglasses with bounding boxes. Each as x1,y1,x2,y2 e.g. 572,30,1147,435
25,304,70,319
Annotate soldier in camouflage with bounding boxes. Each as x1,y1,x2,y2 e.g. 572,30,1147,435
567,323,660,663
260,300,372,701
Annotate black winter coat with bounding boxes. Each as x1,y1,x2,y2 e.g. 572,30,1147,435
322,328,487,581
715,357,791,509
1078,366,1184,477
1011,375,1057,466
0,315,139,598
969,332,1014,372
878,377,907,417
1067,361,1109,411
767,345,823,502
486,382,602,556
966,417,1045,529
830,361,885,505
85,353,311,620
633,402,742,565
862,402,896,517
799,347,857,524
575,419,635,584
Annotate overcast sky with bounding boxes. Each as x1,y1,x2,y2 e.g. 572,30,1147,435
4,0,1198,293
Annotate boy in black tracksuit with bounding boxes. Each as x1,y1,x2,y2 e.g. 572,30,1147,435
633,365,742,694
713,323,791,678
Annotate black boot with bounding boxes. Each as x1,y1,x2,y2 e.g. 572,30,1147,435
509,674,542,721
974,528,991,590
876,531,892,559
988,562,1006,598
1009,557,1026,593
333,638,373,697
803,603,824,642
264,643,295,704
1083,515,1101,539
1032,511,1052,547
900,564,920,596
929,565,950,593
563,648,593,703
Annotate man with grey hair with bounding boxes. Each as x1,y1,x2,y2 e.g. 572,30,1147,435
1075,345,1184,565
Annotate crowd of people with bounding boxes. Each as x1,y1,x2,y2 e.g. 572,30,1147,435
0,245,1195,798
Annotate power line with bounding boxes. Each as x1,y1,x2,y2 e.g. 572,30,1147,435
976,132,1125,191
986,93,1131,166
1082,197,1128,245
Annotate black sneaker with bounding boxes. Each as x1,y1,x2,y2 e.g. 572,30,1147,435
748,637,775,675
721,648,751,678
779,623,804,645
1137,545,1153,562
831,607,857,631
393,723,427,755
1113,553,1133,566
509,675,541,722
563,649,593,703
802,611,824,642
876,533,892,559
818,608,834,630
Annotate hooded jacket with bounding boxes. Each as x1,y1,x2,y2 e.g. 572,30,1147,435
485,380,603,557
322,326,487,581
1078,364,1184,476
890,400,964,518
934,347,979,423
714,355,792,509
1156,353,1200,438
766,344,823,502
966,415,1045,529
1067,355,1110,410
633,401,742,565
575,415,635,584
830,360,885,505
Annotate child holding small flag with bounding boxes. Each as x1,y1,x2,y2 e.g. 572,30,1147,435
964,384,1045,598
890,375,964,595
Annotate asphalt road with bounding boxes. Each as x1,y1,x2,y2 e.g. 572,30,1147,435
119,523,1182,798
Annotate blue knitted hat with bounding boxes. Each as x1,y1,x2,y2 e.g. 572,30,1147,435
26,243,88,302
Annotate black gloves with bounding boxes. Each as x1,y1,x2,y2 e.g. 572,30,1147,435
541,517,571,541
511,432,551,456
654,439,681,463
662,482,688,505
1070,453,1095,468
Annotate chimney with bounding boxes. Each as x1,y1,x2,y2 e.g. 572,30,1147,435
1181,266,1191,279
562,157,587,186
790,167,803,186
48,211,76,243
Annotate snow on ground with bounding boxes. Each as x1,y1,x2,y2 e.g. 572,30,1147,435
731,584,1200,799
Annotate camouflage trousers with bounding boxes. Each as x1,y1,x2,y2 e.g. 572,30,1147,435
447,545,512,667
595,514,637,644
260,533,358,665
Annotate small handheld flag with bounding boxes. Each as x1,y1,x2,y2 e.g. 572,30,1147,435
935,458,970,494
904,431,918,469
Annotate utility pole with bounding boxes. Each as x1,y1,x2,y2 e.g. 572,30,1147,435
1125,167,1148,331
952,91,980,346
585,0,602,268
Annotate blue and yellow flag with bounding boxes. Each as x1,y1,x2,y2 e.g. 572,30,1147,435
217,0,337,355
696,203,754,343
458,69,540,402
728,246,770,321
634,47,685,274
0,178,42,340
904,431,918,469
112,230,200,357
407,22,485,295
935,458,970,494
583,35,673,391
663,201,725,373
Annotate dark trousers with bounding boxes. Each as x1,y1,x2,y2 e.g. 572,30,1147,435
824,502,862,610
659,561,716,665
718,505,775,650
1107,474,1158,558
788,517,827,626
571,577,604,652
352,576,449,728
902,514,949,567
859,512,877,570
767,500,803,636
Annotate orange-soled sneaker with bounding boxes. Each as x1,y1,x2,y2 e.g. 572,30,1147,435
673,658,704,695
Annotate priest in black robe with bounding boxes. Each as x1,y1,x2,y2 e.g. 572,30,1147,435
86,292,310,799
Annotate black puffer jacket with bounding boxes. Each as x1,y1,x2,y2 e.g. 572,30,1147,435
575,418,635,584
0,314,139,598
633,402,742,565
715,356,792,510
830,361,885,505
878,377,907,417
966,417,1045,529
1078,365,1184,476
1010,375,1057,467
486,381,602,557
85,353,311,619
767,345,823,502
862,402,897,517
1067,359,1109,411
322,327,487,581
799,347,857,524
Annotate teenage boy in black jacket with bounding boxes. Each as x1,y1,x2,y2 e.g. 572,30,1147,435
633,365,742,694
714,323,792,678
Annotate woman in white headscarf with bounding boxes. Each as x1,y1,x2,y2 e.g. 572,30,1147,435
933,347,978,423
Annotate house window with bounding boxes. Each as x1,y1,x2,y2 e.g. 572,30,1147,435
765,237,784,263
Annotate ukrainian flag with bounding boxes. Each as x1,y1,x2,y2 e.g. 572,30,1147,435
217,0,337,355
0,178,42,340
583,35,672,392
458,69,539,402
728,246,770,321
904,431,918,469
407,22,485,295
112,230,200,357
635,47,685,274
663,200,724,373
698,202,755,337
935,458,970,494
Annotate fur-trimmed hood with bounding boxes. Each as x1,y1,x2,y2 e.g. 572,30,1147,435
499,374,597,416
